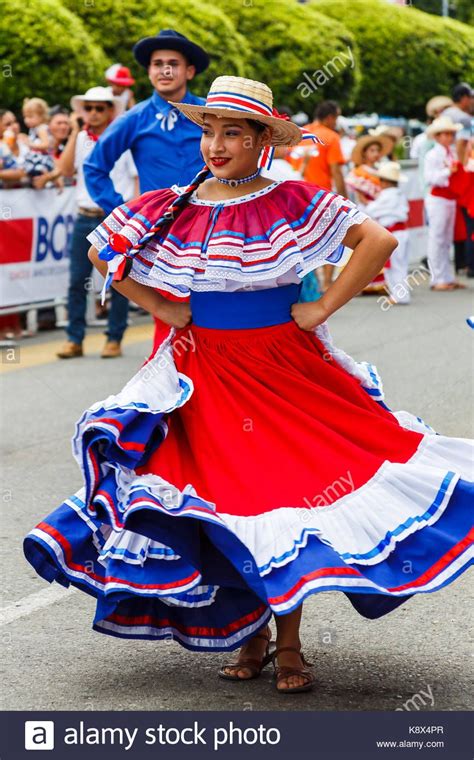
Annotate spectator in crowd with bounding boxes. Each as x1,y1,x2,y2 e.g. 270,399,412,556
48,107,71,158
346,134,392,205
292,100,347,192
410,95,453,162
423,116,466,291
105,64,136,110
368,125,403,161
288,100,347,290
365,162,410,305
443,82,474,164
0,110,28,186
84,29,210,353
22,97,51,153
56,86,136,360
31,108,71,190
22,97,55,179
1,110,28,160
443,83,474,277
346,133,392,294
409,95,454,270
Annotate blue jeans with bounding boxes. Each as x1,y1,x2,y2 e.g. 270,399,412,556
66,213,129,345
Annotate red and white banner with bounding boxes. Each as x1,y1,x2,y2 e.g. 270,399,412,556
0,187,76,308
403,160,428,265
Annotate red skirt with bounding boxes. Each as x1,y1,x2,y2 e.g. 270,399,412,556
23,285,474,650
138,319,423,516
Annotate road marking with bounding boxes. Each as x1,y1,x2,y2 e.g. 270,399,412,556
0,322,154,374
0,585,78,626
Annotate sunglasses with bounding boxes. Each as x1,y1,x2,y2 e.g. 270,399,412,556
83,104,109,113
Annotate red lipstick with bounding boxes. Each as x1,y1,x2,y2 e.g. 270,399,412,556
210,158,231,167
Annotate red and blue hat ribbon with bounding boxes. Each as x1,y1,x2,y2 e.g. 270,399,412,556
258,108,325,171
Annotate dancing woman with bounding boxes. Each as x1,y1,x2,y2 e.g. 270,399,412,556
24,77,473,694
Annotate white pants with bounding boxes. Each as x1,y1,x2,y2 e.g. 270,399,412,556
425,194,456,286
385,230,411,303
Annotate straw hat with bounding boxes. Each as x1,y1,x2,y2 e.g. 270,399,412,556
368,125,400,141
171,76,303,146
70,86,124,115
426,116,463,137
376,161,407,184
425,95,453,118
351,133,393,166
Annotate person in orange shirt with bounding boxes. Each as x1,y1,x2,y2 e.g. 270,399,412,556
288,101,347,290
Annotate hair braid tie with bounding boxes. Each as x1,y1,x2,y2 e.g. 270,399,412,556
98,165,211,303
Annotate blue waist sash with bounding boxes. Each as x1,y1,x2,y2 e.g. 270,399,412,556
190,283,302,329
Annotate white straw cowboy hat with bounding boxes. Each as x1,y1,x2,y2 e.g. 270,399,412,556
368,125,400,141
170,76,303,146
426,116,463,137
425,95,453,118
351,133,392,166
70,86,124,115
376,161,408,184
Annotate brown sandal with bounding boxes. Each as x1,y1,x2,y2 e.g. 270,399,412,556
430,283,466,291
218,630,275,681
271,646,315,694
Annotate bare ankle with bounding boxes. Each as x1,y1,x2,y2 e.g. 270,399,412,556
275,639,302,654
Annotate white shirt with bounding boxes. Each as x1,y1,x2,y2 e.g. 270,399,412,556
410,131,428,161
74,130,137,209
340,135,356,162
365,187,409,228
423,142,454,189
106,86,132,111
442,105,472,140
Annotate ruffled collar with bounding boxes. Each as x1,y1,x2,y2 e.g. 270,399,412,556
88,180,367,298
171,180,283,206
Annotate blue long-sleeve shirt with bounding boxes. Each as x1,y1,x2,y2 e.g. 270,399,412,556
84,89,205,214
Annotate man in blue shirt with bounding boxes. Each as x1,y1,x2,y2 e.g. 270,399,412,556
84,29,209,214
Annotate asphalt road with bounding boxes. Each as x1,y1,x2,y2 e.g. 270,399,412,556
1,276,473,712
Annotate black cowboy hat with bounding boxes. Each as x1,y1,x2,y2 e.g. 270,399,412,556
133,29,210,73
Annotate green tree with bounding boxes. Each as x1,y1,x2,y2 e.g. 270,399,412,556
453,0,474,25
0,0,108,112
410,0,446,15
63,0,250,102
214,0,361,113
411,0,474,24
314,0,474,117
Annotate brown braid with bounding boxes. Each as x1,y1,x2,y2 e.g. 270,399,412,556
106,164,212,283
133,164,212,253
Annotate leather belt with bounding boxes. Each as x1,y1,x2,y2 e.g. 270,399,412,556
78,206,105,218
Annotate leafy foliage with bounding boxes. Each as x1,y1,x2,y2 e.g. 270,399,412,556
0,0,108,112
214,0,361,113
314,0,474,117
63,0,250,102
